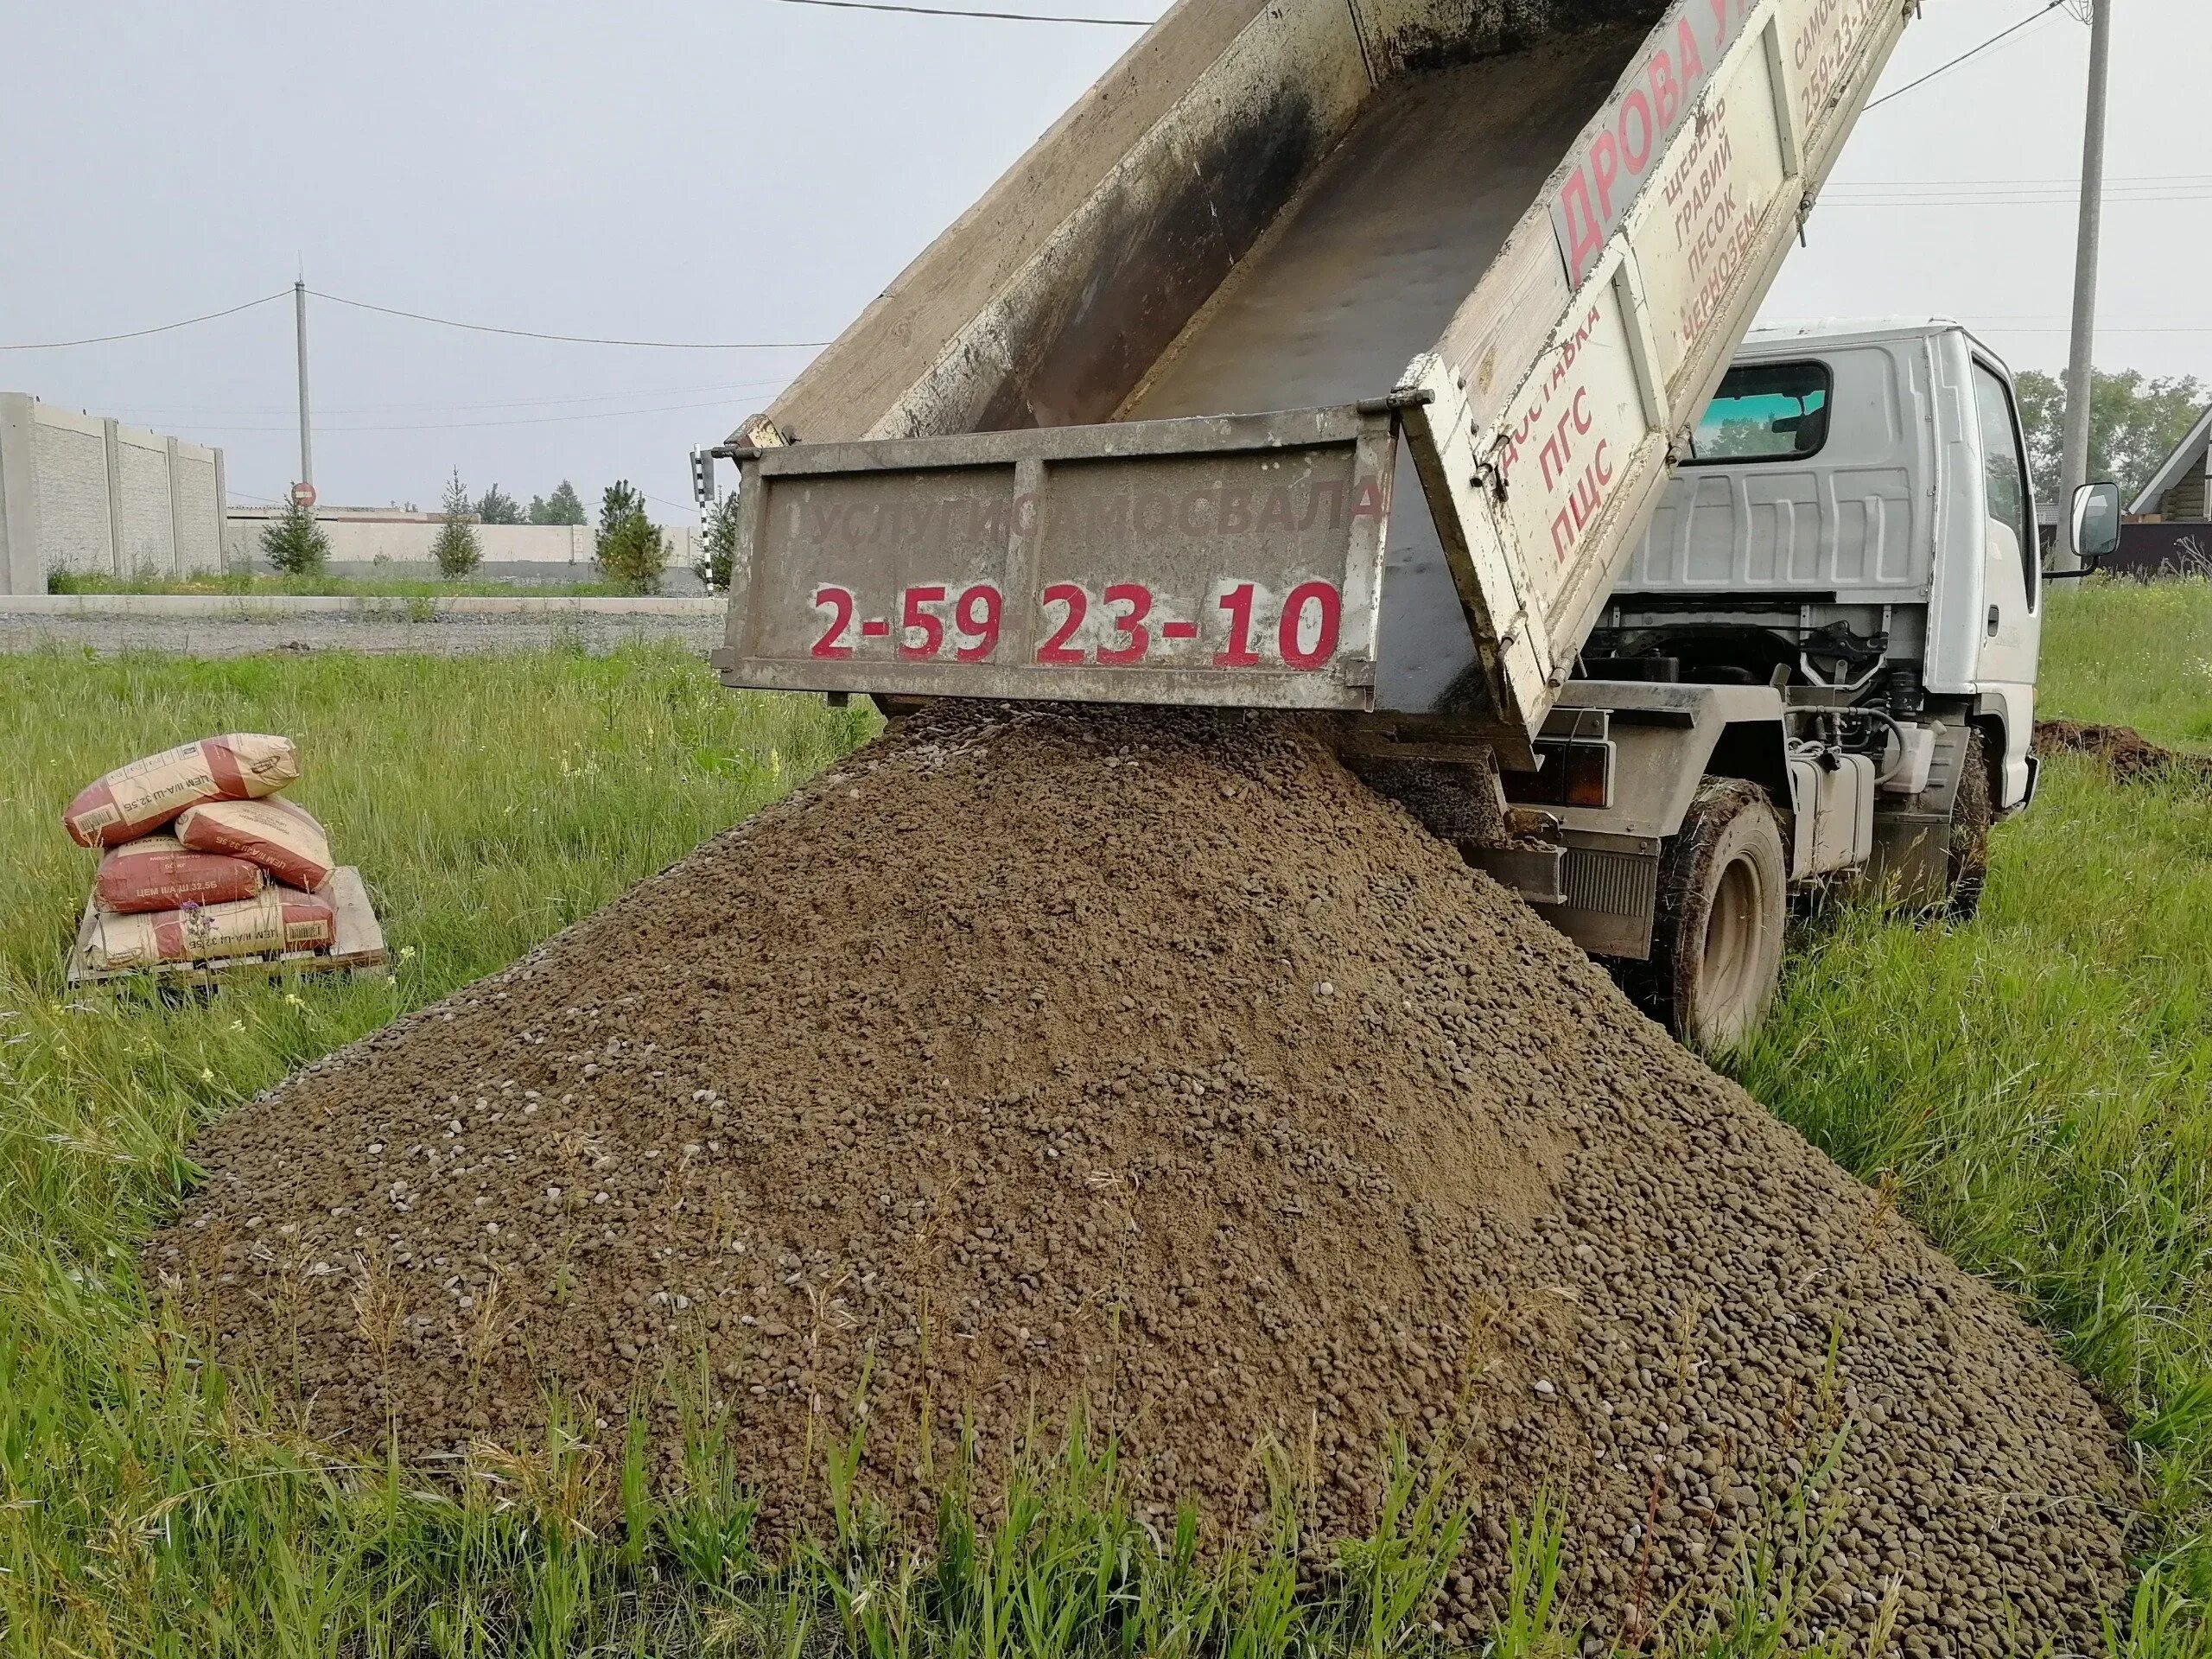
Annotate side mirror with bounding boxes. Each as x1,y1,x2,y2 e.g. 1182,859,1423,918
2072,480,2122,563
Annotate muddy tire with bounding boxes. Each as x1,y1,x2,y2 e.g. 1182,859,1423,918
1637,779,1788,1050
1945,728,1994,921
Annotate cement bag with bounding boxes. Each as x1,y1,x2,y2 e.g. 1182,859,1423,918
85,886,335,972
95,835,266,915
175,797,334,891
64,734,300,849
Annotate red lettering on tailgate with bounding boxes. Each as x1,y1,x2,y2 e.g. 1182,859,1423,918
1096,583,1152,666
1037,584,1088,664
1213,584,1260,668
1278,582,1341,671
810,585,856,658
954,584,1001,661
899,586,947,659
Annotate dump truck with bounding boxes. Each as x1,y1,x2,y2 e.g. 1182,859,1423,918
696,0,2125,1046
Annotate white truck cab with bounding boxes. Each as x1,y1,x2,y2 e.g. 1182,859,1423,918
1494,320,2114,1045
1630,319,2044,804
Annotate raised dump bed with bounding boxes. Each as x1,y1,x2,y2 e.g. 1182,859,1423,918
709,0,1910,765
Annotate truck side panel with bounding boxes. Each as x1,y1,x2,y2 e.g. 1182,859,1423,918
1397,0,1910,755
1107,30,1643,733
1117,36,1639,424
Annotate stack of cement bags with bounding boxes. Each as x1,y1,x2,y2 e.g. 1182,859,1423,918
65,734,341,972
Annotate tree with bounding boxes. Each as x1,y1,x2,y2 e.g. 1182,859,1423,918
594,480,666,594
260,499,329,577
2015,367,2208,513
696,493,740,593
475,484,523,524
529,480,588,525
1697,418,1789,461
431,468,481,579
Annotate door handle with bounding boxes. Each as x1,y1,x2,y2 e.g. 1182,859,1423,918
1986,604,2000,635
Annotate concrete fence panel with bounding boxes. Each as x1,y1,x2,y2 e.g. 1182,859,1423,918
117,428,175,574
0,393,227,592
30,406,111,575
173,447,223,574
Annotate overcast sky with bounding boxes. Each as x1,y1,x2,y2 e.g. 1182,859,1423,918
3,0,2202,521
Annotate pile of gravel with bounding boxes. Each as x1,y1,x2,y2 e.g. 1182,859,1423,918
151,704,2135,1651
2037,717,2212,787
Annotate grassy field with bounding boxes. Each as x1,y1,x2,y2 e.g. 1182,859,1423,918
47,570,650,600
1732,580,2212,1649
2031,577,2212,745
0,647,872,1654
0,586,2209,1653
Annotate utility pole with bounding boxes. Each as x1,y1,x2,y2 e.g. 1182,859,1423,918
2054,0,2110,571
293,278,315,492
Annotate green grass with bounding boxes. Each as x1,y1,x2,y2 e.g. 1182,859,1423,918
1732,579,2212,1643
0,645,871,1652
3,585,2212,1653
48,569,646,600
2035,575,2212,747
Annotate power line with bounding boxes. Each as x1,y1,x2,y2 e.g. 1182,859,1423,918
113,375,795,420
1822,189,2212,208
1824,194,2207,203
156,395,752,436
1964,323,2212,335
1825,194,2209,207
1829,174,2212,190
0,290,289,351
754,0,1149,23
0,286,825,356
307,289,828,351
1865,1,2069,112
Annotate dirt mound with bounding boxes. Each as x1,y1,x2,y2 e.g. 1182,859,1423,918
2038,717,2212,786
152,706,2133,1651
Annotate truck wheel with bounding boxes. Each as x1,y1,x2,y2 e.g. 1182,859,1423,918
1642,779,1787,1050
1945,729,1994,921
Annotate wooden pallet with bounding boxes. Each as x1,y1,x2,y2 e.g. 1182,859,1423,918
65,867,387,989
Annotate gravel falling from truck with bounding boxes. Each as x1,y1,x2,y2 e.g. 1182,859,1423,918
151,705,2133,1650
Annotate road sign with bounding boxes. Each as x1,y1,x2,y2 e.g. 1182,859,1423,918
290,481,317,509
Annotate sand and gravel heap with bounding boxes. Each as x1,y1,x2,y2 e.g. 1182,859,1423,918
153,704,2134,1652
2038,717,2212,788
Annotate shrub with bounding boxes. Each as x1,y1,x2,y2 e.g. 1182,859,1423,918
431,469,481,579
260,500,330,577
594,480,665,594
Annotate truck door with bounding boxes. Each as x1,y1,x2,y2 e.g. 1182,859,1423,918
1971,359,2040,691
